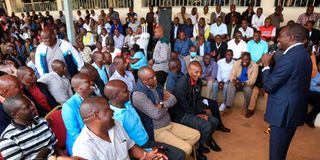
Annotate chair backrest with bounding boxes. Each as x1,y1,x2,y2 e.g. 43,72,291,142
45,105,67,149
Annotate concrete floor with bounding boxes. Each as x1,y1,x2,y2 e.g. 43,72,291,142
202,92,320,160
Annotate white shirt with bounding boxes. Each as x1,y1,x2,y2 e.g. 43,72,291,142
113,34,125,50
217,58,235,82
110,70,135,92
90,14,98,21
136,33,150,56
199,44,205,56
251,14,266,29
111,48,122,61
83,23,91,32
173,25,179,39
128,21,140,32
210,23,228,36
72,123,135,160
97,23,111,35
238,26,254,39
38,72,73,104
199,12,211,24
190,14,198,24
227,39,248,59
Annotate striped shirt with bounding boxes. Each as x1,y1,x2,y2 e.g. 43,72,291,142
0,116,57,160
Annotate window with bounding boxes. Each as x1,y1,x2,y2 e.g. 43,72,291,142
275,0,320,7
142,0,261,7
72,0,133,10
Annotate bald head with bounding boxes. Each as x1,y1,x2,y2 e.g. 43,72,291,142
0,75,22,97
80,97,108,122
3,95,30,117
80,97,114,129
71,73,90,89
113,56,125,65
138,66,157,88
51,60,66,76
188,61,201,70
104,80,128,102
80,64,98,81
138,66,154,81
154,25,164,39
41,27,57,47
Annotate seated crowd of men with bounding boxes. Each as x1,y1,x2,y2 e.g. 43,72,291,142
0,3,319,160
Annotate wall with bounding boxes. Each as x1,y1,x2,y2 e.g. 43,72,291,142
7,0,320,27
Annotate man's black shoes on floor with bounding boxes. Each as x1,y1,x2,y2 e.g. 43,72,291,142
218,124,231,132
206,139,222,152
197,144,210,153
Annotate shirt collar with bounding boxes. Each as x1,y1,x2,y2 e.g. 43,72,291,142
11,116,39,130
283,43,303,55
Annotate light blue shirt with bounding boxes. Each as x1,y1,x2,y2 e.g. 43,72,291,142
110,101,149,146
130,51,148,70
92,63,108,84
210,23,227,36
247,39,268,63
310,72,320,93
61,93,84,155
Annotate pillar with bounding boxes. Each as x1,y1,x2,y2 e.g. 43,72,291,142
63,0,76,45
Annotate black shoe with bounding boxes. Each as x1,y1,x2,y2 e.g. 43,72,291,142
218,124,231,132
197,153,207,160
191,151,207,160
306,120,315,128
197,144,210,154
206,139,222,152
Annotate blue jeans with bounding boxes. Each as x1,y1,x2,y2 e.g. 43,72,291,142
213,81,230,103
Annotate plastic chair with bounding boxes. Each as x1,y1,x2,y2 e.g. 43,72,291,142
45,105,67,149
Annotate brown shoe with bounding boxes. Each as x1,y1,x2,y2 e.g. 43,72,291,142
245,109,254,118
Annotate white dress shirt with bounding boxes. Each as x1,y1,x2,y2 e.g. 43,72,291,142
72,122,135,160
217,58,235,82
110,70,135,92
251,14,266,29
37,72,73,104
113,34,125,49
227,39,248,59
210,23,228,36
238,26,254,39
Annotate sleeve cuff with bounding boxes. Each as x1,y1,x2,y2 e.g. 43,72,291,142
262,66,270,72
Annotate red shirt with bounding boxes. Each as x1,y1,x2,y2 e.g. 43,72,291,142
29,85,52,112
259,26,275,41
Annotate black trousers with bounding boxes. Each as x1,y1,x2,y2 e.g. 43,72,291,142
203,98,224,128
141,140,185,160
307,91,320,122
155,71,168,87
269,125,296,160
179,113,219,145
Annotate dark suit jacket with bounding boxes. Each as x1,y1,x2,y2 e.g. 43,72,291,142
94,77,106,98
309,28,320,45
211,41,228,60
225,12,241,25
263,44,312,128
170,24,184,44
23,82,60,117
210,12,226,24
227,24,240,38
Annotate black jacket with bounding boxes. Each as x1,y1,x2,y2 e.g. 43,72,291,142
211,41,228,60
309,28,320,45
23,82,60,117
170,74,205,122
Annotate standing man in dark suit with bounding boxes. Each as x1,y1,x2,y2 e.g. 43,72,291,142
170,17,184,46
261,24,312,160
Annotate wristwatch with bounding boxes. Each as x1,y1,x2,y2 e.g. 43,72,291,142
159,101,164,108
